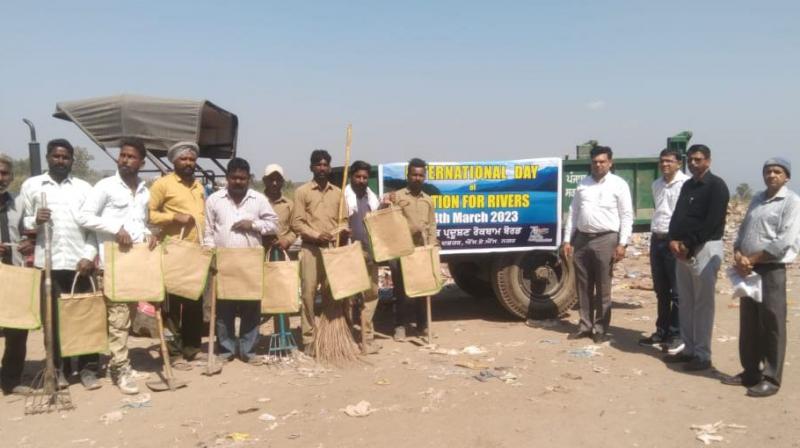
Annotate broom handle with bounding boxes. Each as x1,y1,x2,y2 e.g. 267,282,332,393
206,271,217,372
155,304,175,389
334,124,352,250
41,192,57,391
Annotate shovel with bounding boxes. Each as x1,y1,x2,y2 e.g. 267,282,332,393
146,304,188,392
203,273,222,376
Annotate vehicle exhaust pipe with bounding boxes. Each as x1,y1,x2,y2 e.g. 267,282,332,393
22,118,42,176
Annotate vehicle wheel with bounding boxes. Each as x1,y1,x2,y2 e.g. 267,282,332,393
491,250,576,319
448,261,495,300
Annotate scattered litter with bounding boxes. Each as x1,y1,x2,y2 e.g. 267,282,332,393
525,319,560,328
561,372,582,380
690,421,747,445
503,341,526,348
99,410,124,425
282,410,300,420
538,338,560,345
461,345,488,355
237,407,259,415
258,413,276,422
715,335,737,343
227,432,251,442
568,345,603,358
629,316,652,321
375,378,391,385
632,369,643,376
342,400,376,417
474,370,498,382
544,385,569,393
592,366,609,374
473,368,519,384
257,397,272,403
264,422,279,431
455,360,490,370
429,347,459,356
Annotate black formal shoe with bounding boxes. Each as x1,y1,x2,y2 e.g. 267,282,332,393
720,373,760,387
663,353,695,364
567,331,593,340
682,358,712,371
592,333,611,343
747,380,779,398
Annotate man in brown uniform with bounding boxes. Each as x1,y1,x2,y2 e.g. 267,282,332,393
290,150,347,351
262,164,296,252
384,158,438,340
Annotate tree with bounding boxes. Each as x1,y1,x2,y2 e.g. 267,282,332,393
735,182,753,203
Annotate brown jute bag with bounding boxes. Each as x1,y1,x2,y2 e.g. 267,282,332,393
162,225,214,300
58,275,108,357
0,263,42,329
364,206,415,262
321,241,371,300
261,250,301,314
103,241,165,302
400,245,443,298
216,247,264,301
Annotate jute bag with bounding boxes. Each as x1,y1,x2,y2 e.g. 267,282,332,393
400,245,443,298
103,241,165,302
321,240,371,300
216,247,264,301
58,275,108,357
162,226,214,300
261,250,301,314
0,263,42,329
364,206,415,262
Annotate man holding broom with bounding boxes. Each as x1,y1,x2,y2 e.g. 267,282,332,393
148,141,206,369
291,149,349,353
204,157,277,364
77,137,156,394
383,158,438,341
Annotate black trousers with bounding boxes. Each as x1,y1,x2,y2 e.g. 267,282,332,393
46,270,99,373
389,261,427,329
739,263,787,385
163,293,203,360
1,328,28,392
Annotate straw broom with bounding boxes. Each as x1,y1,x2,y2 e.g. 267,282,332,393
313,124,361,365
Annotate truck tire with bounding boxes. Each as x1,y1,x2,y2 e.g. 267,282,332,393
490,250,576,319
448,261,495,300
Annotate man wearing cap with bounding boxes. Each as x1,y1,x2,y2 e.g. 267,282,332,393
148,141,206,368
290,149,347,353
666,144,729,371
723,157,800,397
262,164,297,252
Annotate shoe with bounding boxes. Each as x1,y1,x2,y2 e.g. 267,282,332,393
592,333,611,343
663,338,686,355
57,371,69,389
663,353,695,364
567,330,593,340
245,355,265,366
170,358,193,371
3,385,33,396
190,352,209,362
638,332,666,347
417,327,429,339
682,358,712,371
114,367,139,395
746,380,779,397
217,354,235,364
720,373,760,387
393,326,406,342
80,368,102,391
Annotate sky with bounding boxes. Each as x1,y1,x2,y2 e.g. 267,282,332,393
1,0,798,189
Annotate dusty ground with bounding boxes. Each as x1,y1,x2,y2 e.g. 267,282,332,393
1,251,799,448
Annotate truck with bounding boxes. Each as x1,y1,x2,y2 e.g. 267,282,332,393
341,132,693,320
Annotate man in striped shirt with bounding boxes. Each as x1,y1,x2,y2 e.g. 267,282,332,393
204,158,278,364
19,139,100,390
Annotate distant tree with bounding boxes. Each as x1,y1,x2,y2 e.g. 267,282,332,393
735,182,753,202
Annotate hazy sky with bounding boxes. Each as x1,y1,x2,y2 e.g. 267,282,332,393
1,1,798,189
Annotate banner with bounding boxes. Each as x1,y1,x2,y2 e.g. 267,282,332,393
379,158,562,254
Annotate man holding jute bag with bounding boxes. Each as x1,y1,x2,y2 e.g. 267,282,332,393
204,158,277,364
383,158,439,341
148,142,206,368
77,138,156,394
291,149,348,352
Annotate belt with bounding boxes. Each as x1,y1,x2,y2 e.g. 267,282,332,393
577,230,616,239
651,232,669,240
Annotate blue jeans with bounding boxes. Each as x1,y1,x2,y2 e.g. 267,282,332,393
216,300,261,359
650,236,680,338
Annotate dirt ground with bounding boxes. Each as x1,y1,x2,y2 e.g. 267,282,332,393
1,251,799,448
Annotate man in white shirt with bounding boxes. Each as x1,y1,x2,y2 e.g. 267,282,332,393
345,160,381,354
19,139,99,390
639,149,689,354
77,138,156,394
563,146,633,343
204,157,278,364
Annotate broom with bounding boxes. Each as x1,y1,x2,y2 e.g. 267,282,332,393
313,124,361,365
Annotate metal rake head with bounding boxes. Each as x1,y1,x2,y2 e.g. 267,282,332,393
24,369,74,415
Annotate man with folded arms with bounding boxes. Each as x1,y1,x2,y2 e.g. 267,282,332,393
148,141,206,369
204,158,277,364
724,157,799,397
77,138,156,394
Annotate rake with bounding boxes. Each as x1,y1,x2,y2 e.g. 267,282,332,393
267,248,298,360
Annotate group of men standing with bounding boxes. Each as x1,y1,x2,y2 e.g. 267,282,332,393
0,138,437,396
564,144,796,397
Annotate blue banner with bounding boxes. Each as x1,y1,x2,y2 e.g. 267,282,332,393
379,158,562,254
